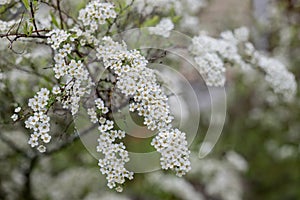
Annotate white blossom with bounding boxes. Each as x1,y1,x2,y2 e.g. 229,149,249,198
14,107,21,113
78,1,116,32
37,145,46,153
190,27,297,101
46,29,71,50
24,88,52,153
96,37,191,179
194,53,226,87
149,18,174,38
11,114,18,121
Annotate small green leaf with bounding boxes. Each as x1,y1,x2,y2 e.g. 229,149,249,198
33,0,39,7
172,16,182,24
22,21,28,35
50,12,59,28
28,25,33,35
141,16,160,27
22,0,30,10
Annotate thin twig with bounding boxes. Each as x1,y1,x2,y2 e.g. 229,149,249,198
30,1,40,36
56,0,64,29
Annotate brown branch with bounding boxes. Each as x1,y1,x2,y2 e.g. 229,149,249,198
29,1,40,36
40,0,81,27
0,30,49,39
56,0,64,29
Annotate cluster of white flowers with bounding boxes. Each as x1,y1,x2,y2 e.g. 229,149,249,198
78,1,116,32
151,129,191,176
241,42,297,102
256,55,297,101
87,98,133,191
149,18,174,38
25,88,51,153
87,101,133,192
97,123,133,191
47,29,93,115
10,106,21,122
190,27,297,101
190,34,229,86
46,29,71,50
96,36,191,177
194,53,225,87
191,27,250,69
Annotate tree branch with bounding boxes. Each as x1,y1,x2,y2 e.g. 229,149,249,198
29,1,40,36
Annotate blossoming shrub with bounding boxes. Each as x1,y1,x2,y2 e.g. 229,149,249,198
0,0,297,193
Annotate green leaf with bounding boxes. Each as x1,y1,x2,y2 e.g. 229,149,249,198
33,0,39,7
172,16,182,24
22,0,30,10
28,25,33,35
50,12,59,28
141,16,160,27
22,21,28,35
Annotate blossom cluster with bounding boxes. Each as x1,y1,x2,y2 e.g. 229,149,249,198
46,29,71,50
245,43,297,102
25,88,51,153
78,1,117,32
10,106,21,122
86,98,133,191
46,29,93,115
96,37,191,176
151,129,191,176
189,28,250,86
149,18,174,38
190,27,297,101
194,52,225,87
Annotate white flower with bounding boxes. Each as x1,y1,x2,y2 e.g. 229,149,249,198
96,38,191,184
256,55,297,102
14,107,21,113
115,186,123,193
37,145,46,153
28,138,39,148
194,53,226,87
87,108,98,124
149,18,174,38
46,29,70,50
11,114,18,121
95,98,104,110
78,1,116,32
41,134,51,143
